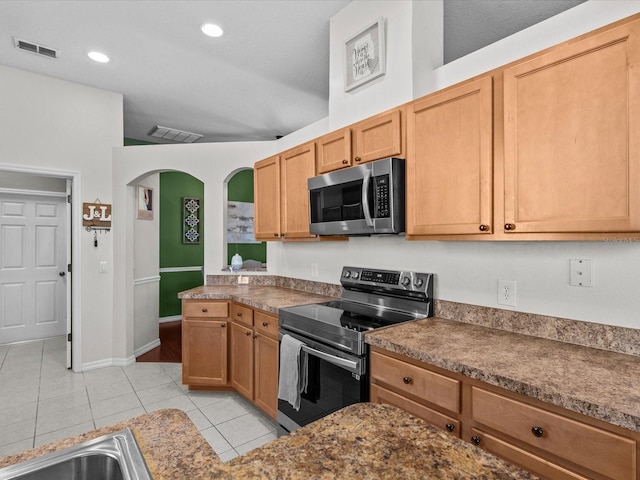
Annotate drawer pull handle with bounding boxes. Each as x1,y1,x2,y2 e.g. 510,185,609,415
402,376,413,385
531,426,544,437
471,435,481,446
445,423,455,432
262,321,269,327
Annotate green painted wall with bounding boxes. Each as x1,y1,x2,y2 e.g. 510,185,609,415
160,172,204,317
227,169,267,266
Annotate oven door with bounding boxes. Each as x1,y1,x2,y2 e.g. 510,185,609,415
277,329,368,436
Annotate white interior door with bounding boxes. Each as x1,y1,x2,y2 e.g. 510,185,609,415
65,180,72,368
0,193,67,344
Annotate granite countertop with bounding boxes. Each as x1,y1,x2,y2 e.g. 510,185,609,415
226,403,537,479
0,405,537,479
178,285,336,314
366,317,640,433
0,409,230,479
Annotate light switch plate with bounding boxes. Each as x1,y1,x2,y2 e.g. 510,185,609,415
570,259,592,287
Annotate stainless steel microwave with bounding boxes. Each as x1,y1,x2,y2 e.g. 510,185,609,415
308,157,405,236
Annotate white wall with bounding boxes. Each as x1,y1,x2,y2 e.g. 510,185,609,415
0,65,123,369
133,172,160,355
112,141,274,361
0,172,66,192
269,0,640,330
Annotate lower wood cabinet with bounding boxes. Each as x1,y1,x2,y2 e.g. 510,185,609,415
230,304,279,419
370,346,639,480
182,300,229,387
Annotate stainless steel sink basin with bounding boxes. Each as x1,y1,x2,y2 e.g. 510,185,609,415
0,429,152,480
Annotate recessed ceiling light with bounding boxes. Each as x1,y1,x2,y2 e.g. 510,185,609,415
88,51,109,63
201,23,223,38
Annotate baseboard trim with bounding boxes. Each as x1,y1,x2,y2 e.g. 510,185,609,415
82,355,136,371
134,338,161,357
159,315,182,324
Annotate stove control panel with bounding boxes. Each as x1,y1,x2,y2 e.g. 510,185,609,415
341,266,433,296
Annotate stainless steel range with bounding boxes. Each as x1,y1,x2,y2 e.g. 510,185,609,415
277,266,434,435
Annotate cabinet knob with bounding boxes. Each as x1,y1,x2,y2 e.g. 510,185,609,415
479,224,489,231
274,233,278,237
202,308,208,313
262,322,269,327
282,233,286,238
221,323,225,327
531,426,544,438
342,159,348,164
402,376,413,385
236,312,242,317
445,423,455,432
245,331,251,336
354,156,361,162
253,334,258,339
471,435,481,445
504,223,516,231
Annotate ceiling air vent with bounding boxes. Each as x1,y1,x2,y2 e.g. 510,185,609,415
148,125,203,143
13,37,60,59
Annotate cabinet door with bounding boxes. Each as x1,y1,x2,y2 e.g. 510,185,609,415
182,319,228,386
231,322,254,400
353,109,403,164
317,128,352,174
254,333,279,419
254,155,281,240
503,19,640,233
280,142,316,239
407,76,493,236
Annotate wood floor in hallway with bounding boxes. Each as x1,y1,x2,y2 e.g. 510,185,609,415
137,320,182,363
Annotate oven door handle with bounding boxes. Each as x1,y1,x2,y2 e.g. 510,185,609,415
301,345,358,371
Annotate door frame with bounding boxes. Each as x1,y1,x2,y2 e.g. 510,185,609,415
0,163,82,372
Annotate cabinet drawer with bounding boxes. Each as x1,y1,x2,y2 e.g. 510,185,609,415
231,303,254,327
472,387,636,480
470,428,590,480
254,311,278,338
370,352,460,413
371,384,460,437
183,301,229,318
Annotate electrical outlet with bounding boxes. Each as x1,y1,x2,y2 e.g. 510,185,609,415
498,280,517,306
570,259,592,287
311,263,318,278
99,261,107,273
237,275,249,284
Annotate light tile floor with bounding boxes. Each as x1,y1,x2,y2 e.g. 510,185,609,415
0,337,277,462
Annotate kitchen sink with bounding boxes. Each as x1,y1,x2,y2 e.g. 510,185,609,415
0,429,152,480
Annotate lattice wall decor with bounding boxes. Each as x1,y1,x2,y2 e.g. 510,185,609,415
182,197,201,244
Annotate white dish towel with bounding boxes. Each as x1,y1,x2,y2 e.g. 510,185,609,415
277,334,308,411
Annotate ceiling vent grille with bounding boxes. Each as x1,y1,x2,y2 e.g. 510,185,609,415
13,37,60,59
148,125,203,143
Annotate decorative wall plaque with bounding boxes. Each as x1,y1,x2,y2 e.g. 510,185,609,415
183,197,201,244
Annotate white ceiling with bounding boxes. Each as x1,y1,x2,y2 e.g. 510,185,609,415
0,0,351,144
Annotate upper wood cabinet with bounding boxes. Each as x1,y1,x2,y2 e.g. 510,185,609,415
406,76,493,236
502,17,640,235
315,107,405,174
353,108,404,165
254,155,281,240
280,142,316,239
254,142,316,241
317,128,352,174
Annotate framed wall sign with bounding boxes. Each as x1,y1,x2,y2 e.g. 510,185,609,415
344,17,386,92
137,185,153,220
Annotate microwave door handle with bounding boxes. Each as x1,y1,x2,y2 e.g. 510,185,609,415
301,345,358,371
361,169,374,227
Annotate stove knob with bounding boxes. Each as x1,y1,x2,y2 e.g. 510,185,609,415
401,276,411,287
351,271,359,279
414,277,424,288
343,271,351,278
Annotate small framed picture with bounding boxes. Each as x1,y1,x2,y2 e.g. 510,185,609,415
344,17,386,92
137,185,153,220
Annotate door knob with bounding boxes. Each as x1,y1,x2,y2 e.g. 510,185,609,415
59,271,66,277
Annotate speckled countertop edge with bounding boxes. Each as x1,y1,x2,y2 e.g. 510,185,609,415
366,318,640,433
178,285,337,314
